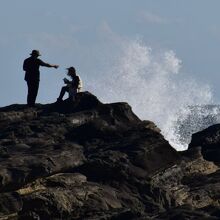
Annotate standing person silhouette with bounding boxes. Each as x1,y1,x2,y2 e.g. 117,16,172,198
23,50,59,107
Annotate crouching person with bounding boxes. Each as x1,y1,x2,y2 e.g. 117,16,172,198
57,67,82,102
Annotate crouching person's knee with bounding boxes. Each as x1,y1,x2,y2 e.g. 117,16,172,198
62,86,68,92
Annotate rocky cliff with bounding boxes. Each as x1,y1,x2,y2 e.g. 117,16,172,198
0,92,220,220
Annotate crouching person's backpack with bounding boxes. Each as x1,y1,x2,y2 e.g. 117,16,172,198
77,75,83,92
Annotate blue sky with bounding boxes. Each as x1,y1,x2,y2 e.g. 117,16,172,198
1,0,220,106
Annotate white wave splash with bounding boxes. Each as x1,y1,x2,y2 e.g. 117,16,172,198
88,39,214,150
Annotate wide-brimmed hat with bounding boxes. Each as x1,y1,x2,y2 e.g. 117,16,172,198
30,50,41,56
66,67,76,74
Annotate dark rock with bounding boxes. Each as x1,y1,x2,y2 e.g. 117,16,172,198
155,205,219,220
0,92,220,219
189,124,220,163
44,91,101,114
0,192,22,217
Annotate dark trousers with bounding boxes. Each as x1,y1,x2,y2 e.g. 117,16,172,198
26,80,39,107
58,86,69,100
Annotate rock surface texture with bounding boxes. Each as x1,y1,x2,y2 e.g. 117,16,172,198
0,92,220,219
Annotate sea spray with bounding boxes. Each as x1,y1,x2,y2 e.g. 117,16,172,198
88,39,214,150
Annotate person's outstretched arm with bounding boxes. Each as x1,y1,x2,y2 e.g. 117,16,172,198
39,59,59,69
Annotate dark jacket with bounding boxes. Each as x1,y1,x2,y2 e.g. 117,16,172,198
23,57,51,81
72,75,80,88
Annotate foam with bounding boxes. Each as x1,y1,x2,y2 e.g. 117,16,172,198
88,39,214,150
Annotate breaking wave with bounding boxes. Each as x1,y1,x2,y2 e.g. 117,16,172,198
88,39,216,150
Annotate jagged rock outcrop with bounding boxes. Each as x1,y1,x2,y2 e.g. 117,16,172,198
189,124,220,163
0,92,220,219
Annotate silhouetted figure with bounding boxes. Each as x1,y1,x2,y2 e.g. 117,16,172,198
57,67,82,102
23,50,59,107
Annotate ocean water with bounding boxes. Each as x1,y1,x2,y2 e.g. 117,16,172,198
88,39,218,150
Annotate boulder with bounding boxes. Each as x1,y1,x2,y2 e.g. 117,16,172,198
189,124,220,163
